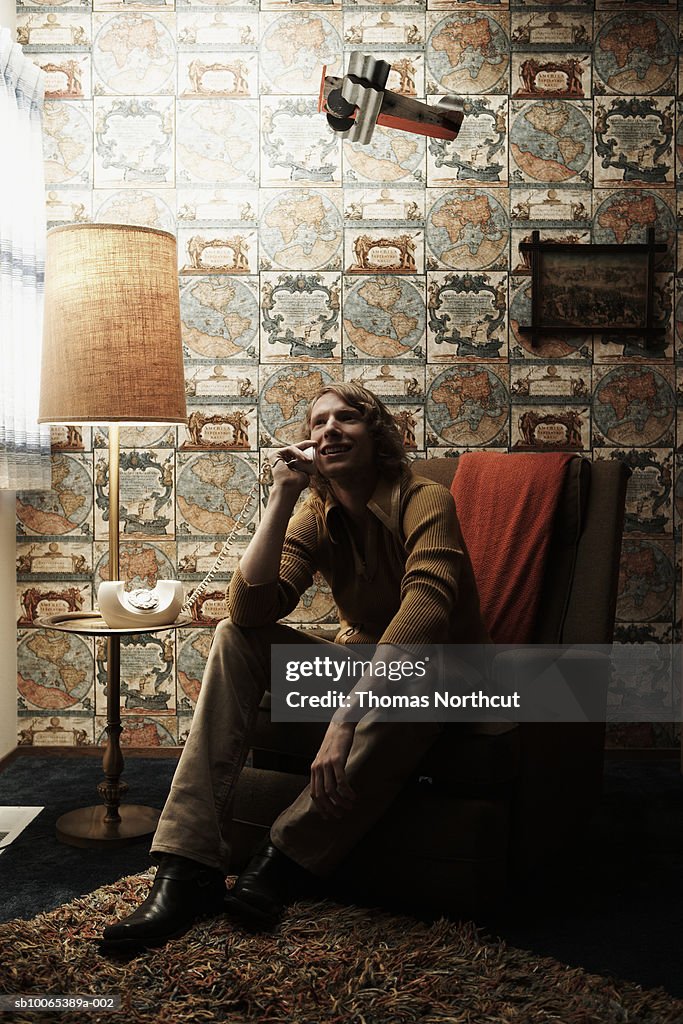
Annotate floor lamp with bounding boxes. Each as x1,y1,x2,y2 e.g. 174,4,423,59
38,223,187,844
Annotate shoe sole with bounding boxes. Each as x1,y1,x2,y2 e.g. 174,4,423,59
99,906,225,955
223,892,279,930
99,922,191,955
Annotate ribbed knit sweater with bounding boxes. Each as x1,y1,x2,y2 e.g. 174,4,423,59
229,471,489,647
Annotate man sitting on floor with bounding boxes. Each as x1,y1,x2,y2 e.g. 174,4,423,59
101,383,488,952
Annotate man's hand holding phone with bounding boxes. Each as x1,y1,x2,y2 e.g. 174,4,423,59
272,442,317,495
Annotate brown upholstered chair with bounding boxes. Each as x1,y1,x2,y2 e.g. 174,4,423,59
228,455,629,914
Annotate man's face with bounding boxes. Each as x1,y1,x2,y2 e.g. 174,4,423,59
308,393,376,483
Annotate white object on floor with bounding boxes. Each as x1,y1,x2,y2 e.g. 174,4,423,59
0,806,42,850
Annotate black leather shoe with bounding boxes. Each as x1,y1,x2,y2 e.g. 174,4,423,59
224,839,319,929
100,855,226,953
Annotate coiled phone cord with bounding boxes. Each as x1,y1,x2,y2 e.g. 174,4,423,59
181,475,261,615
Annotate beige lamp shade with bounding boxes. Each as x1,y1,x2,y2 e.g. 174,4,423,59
39,223,187,425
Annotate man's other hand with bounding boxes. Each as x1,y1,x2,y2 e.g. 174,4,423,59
310,721,357,820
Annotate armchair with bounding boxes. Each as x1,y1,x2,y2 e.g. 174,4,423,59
228,455,629,913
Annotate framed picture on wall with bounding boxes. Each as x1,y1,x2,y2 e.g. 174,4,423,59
518,229,667,349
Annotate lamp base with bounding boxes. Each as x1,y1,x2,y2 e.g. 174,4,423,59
56,804,160,848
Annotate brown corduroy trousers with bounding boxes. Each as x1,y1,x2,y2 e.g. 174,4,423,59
151,619,442,875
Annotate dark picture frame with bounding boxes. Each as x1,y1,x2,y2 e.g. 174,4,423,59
518,229,667,349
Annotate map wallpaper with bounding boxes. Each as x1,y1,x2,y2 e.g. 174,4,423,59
12,0,683,749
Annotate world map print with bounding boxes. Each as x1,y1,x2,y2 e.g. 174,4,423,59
93,14,175,95
17,629,93,712
176,453,259,537
593,13,676,96
94,98,173,187
260,97,340,189
177,100,258,186
261,273,340,362
592,190,675,259
18,0,81,9
180,276,259,361
593,366,674,447
426,14,510,96
259,367,338,444
103,634,175,715
344,125,425,185
426,366,509,446
94,190,175,233
259,13,342,95
427,272,507,361
617,539,675,623
16,456,92,537
427,190,509,270
616,451,672,537
98,717,176,749
260,190,342,271
177,628,212,710
343,277,425,361
104,425,175,449
42,102,91,186
93,542,176,591
510,101,592,184
283,573,337,628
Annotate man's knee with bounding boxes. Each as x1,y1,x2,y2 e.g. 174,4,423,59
213,617,243,642
201,619,272,702
350,717,442,764
213,618,268,647
213,618,307,648
211,619,280,673
210,618,245,660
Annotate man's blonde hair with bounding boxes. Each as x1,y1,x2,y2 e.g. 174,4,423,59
303,382,408,496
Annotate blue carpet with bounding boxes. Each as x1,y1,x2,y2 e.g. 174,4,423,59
0,755,681,997
0,755,177,923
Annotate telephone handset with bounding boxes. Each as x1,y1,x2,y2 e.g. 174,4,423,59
97,443,317,629
280,441,317,468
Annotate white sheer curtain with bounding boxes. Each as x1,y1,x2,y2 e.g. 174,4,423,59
0,28,51,491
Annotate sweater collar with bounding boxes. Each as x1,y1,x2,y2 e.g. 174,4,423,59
323,475,401,543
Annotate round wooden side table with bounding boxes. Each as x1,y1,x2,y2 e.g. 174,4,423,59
36,612,190,848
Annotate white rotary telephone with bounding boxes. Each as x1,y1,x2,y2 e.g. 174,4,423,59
97,444,317,629
97,580,185,630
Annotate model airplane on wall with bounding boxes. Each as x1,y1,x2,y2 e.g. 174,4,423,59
319,53,464,145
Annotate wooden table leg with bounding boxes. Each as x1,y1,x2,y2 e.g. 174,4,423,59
56,634,160,847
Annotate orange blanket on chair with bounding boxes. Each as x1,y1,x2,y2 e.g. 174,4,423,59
450,451,575,644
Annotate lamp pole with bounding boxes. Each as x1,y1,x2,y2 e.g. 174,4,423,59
100,424,126,827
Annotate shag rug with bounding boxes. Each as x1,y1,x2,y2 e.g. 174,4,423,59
0,872,681,1024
